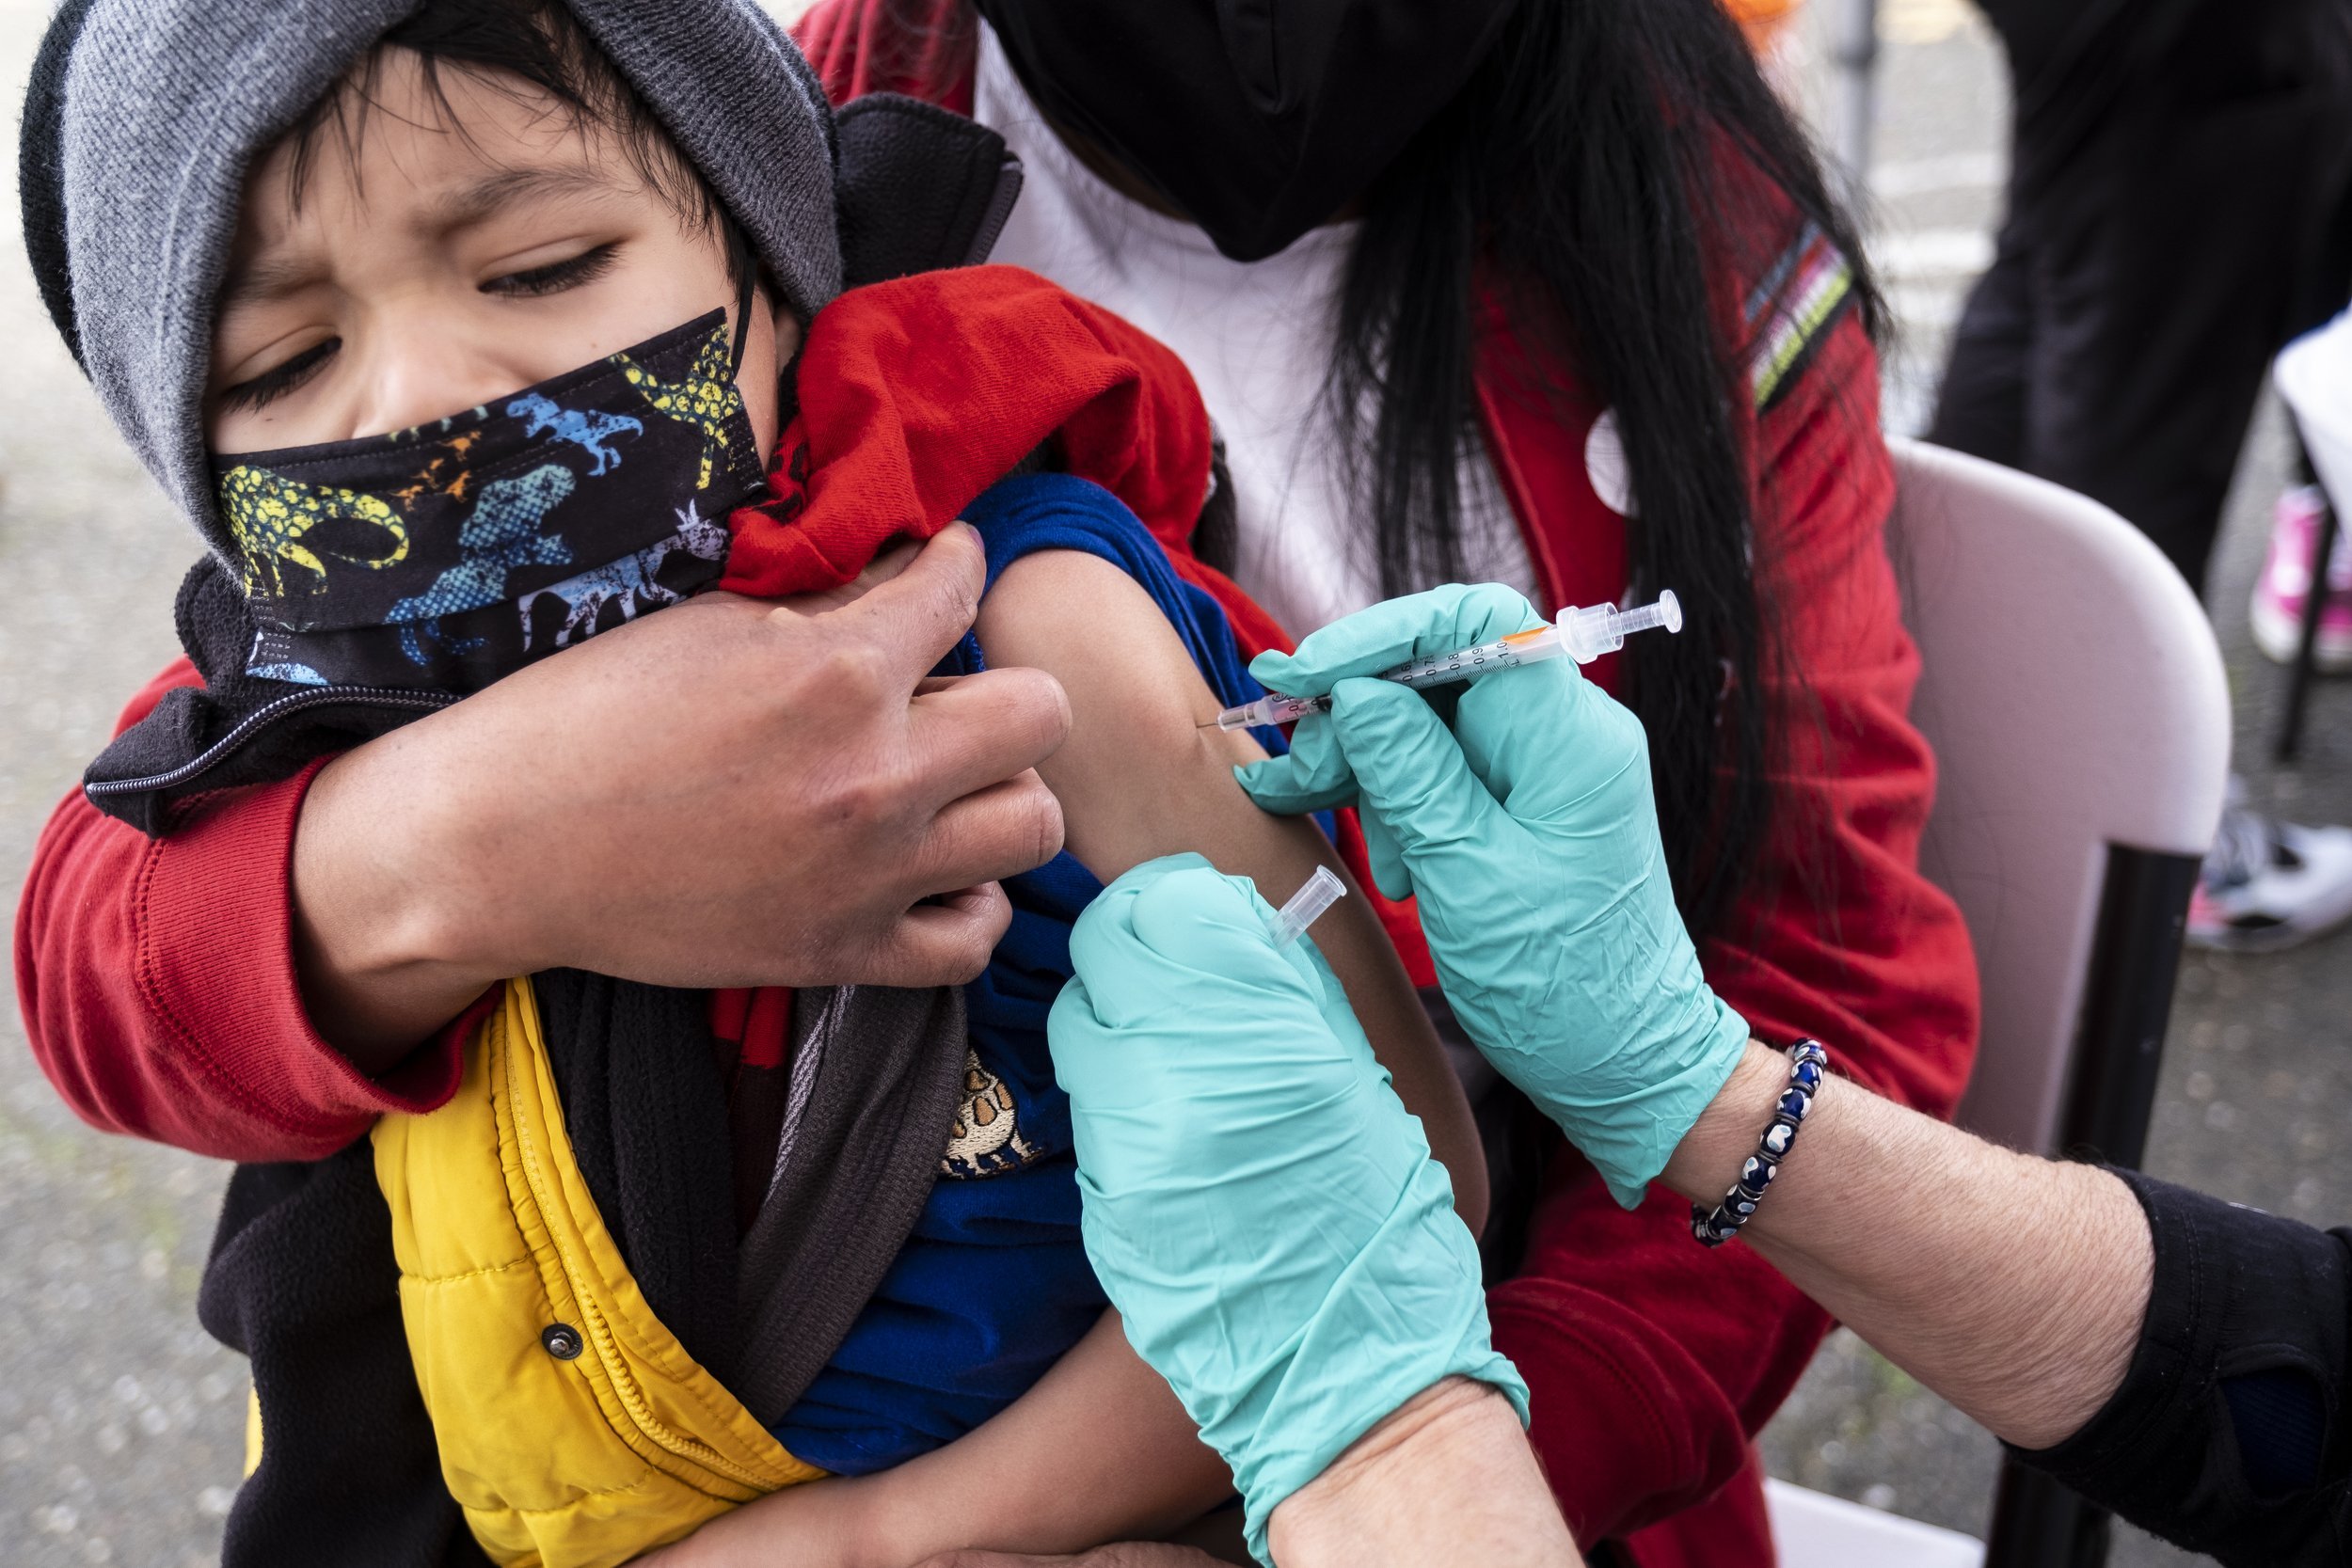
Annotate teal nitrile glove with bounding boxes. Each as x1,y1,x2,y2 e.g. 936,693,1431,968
1237,585,1752,1209
1049,854,1528,1566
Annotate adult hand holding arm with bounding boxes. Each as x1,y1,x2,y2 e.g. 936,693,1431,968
1048,856,1567,1568
641,854,1568,1568
293,525,1073,1067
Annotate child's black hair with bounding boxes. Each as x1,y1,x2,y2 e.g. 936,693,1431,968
281,0,757,291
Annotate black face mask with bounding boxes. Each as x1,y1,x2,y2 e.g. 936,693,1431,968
977,0,1518,262
210,307,765,694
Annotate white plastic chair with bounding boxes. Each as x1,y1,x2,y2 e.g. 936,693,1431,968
2276,310,2352,542
2263,306,2352,759
1767,1479,1985,1567
1766,438,2231,1566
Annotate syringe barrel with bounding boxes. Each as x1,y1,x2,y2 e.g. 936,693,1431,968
1206,591,1681,731
1375,626,1562,689
1215,692,1330,731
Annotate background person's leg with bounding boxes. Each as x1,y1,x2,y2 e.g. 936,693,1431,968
1941,0,2352,583
2019,97,2350,591
1936,0,2352,953
1923,0,2087,473
1925,233,2032,472
1940,0,2352,592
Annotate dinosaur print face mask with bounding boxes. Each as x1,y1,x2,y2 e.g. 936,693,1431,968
210,308,765,694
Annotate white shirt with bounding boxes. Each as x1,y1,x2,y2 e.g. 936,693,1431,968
971,24,1538,638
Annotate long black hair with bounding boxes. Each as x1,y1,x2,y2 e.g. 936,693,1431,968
1327,0,1882,942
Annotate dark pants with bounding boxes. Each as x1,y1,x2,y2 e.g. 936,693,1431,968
1930,0,2352,594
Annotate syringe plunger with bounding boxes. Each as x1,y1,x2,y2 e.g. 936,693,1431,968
1558,589,1682,661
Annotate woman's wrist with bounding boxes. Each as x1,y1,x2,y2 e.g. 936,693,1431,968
1659,1039,1788,1206
1657,1037,2153,1449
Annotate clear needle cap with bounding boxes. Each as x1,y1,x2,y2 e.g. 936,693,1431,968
1269,865,1347,948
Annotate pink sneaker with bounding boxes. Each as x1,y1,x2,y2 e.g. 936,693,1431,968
2250,484,2352,672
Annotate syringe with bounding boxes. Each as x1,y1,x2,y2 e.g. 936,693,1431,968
1207,590,1683,734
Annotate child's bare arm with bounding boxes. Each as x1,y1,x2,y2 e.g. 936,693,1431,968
860,546,1486,1555
853,547,1486,1562
977,548,1486,1228
852,1308,1240,1563
641,1310,1237,1568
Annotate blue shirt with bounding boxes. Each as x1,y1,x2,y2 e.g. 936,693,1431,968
767,473,1309,1474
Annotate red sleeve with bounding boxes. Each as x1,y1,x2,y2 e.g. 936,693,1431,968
723,267,1214,599
1706,317,1979,1116
1492,314,1982,1547
791,0,977,113
12,660,470,1162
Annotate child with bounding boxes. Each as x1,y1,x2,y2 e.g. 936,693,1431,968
23,1,1483,1563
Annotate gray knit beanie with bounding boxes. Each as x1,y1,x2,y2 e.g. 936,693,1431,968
19,0,842,560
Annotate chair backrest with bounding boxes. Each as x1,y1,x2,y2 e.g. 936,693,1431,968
1770,443,2229,1568
1765,1480,1984,1567
1883,438,2230,1154
2277,309,2352,510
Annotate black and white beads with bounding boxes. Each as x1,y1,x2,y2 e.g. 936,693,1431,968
1691,1039,1828,1248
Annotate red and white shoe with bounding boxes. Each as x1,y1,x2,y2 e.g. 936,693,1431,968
2250,484,2352,673
2189,790,2352,953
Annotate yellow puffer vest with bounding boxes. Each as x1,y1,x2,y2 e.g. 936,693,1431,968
365,977,824,1567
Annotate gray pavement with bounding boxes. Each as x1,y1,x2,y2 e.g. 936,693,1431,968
0,1,2341,1564
0,0,253,1561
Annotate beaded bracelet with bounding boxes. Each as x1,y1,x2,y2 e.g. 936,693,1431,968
1691,1039,1828,1248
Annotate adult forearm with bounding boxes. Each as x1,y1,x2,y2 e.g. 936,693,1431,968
284,535,1073,1074
1268,1378,1582,1568
1661,1043,2153,1449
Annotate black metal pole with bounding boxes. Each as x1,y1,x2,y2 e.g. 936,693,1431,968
1980,847,2202,1568
2277,440,2335,762
2054,848,2201,1166
1984,1474,2113,1568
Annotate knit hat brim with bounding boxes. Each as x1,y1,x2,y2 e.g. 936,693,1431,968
22,0,842,559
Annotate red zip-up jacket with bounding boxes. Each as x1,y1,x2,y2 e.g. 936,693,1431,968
13,11,1979,1564
784,10,1978,1561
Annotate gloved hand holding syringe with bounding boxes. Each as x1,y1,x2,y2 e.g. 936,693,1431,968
1204,590,1685,733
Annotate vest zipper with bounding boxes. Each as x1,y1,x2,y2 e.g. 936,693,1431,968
83,684,456,803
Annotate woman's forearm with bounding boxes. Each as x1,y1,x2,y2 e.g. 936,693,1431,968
286,538,1076,1075
1661,1042,2153,1449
